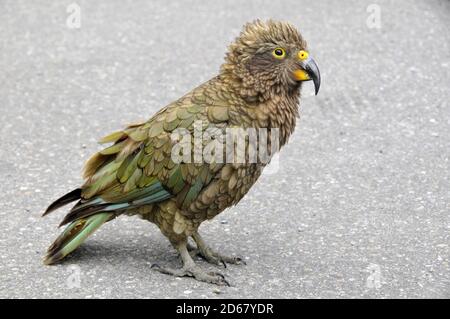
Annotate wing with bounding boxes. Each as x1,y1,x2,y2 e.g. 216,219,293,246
60,79,232,226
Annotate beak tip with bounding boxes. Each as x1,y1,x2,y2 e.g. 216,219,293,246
314,79,320,95
303,57,321,96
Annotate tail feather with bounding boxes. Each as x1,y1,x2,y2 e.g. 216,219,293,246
42,188,82,216
58,201,129,227
44,212,114,265
42,180,172,264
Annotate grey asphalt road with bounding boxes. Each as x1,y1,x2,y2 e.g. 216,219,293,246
0,0,449,299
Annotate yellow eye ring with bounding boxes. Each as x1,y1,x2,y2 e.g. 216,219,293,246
272,47,286,59
298,50,309,60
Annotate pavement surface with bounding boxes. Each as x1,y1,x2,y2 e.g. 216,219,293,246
0,0,449,299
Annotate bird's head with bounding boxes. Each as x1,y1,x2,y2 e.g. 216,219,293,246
221,20,320,100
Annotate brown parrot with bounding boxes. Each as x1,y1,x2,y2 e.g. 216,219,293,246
43,20,321,286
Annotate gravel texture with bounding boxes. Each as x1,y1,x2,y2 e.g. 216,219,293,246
0,0,449,298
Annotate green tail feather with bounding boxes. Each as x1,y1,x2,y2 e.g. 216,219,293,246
44,212,113,265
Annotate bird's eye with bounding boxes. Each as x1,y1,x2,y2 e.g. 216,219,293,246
272,48,286,59
298,50,309,60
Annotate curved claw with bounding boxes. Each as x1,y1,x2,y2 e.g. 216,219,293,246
235,257,246,265
151,263,229,286
208,272,230,286
151,263,161,270
209,271,225,279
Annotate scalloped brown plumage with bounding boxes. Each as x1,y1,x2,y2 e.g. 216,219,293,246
42,19,320,286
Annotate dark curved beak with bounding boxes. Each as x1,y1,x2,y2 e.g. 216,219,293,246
293,53,321,95
304,58,321,95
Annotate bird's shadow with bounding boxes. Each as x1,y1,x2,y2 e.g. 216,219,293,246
57,239,182,269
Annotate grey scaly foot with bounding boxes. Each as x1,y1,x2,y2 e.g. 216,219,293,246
192,232,246,267
152,240,230,286
151,263,230,286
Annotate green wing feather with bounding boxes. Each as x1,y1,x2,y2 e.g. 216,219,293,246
44,78,231,264
77,81,230,218
44,79,232,228
44,212,114,265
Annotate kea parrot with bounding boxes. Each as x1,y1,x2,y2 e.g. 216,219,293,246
43,20,321,286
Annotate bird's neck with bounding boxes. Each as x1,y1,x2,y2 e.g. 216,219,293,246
249,90,300,147
217,74,301,147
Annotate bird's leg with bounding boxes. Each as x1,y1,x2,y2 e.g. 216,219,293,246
151,239,230,286
186,241,203,259
191,232,246,267
186,241,198,252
